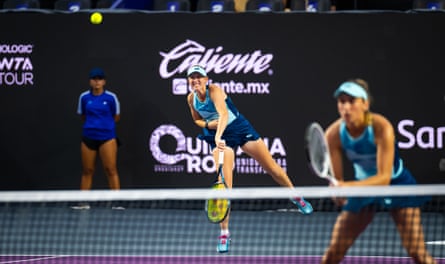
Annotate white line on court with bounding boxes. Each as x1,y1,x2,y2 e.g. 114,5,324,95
0,256,67,264
426,241,445,245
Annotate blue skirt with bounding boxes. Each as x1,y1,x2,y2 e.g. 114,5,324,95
198,114,260,150
343,169,431,212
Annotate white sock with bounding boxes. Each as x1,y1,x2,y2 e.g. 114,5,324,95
221,229,230,236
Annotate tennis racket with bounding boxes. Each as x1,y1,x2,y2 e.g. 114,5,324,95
205,148,230,223
305,122,338,186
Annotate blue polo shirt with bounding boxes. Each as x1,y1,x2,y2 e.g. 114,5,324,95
77,90,120,140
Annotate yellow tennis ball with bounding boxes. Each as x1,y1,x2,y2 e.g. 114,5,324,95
90,12,103,24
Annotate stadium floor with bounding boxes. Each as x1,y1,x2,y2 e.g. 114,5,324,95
0,205,444,263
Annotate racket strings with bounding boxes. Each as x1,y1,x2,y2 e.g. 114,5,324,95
206,183,230,223
309,129,327,175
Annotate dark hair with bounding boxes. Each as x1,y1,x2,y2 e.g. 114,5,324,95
349,78,372,125
349,78,372,105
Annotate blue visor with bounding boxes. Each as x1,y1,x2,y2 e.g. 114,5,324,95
187,65,207,77
333,82,368,100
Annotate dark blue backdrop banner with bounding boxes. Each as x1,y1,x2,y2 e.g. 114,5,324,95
0,11,444,190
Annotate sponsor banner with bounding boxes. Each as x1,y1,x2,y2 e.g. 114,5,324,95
160,39,273,96
398,120,445,150
0,12,444,190
149,124,288,175
0,44,34,86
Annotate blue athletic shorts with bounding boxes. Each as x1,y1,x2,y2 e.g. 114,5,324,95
343,169,431,212
198,114,260,150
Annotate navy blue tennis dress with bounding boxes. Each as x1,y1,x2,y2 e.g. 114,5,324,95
77,90,120,141
339,121,429,212
193,86,260,150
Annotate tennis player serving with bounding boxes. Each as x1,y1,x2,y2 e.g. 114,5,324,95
186,65,313,253
322,79,437,264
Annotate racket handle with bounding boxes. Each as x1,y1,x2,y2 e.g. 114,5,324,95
218,140,225,165
330,177,338,186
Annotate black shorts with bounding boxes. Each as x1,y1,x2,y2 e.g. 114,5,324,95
82,136,119,151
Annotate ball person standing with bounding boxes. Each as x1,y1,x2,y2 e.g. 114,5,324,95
75,68,121,207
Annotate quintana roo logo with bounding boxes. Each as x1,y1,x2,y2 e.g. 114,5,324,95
149,124,289,174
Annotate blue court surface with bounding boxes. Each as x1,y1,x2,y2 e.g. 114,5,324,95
0,204,444,263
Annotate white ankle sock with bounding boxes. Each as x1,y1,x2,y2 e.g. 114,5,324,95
221,229,230,236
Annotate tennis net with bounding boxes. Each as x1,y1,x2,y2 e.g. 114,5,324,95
0,185,444,264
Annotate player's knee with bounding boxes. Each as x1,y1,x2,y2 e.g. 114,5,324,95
104,167,118,177
82,168,95,176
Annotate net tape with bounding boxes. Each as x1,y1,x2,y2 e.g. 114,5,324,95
0,184,444,202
